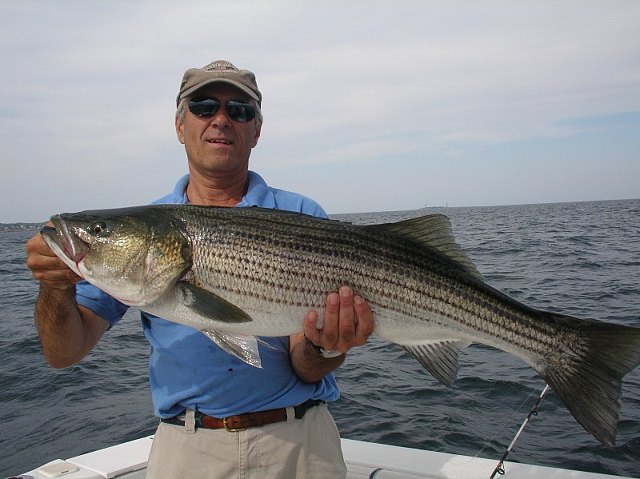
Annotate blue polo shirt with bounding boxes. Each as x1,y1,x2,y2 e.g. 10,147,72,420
75,171,340,418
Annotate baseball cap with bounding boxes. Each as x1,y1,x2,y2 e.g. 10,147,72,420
176,60,262,106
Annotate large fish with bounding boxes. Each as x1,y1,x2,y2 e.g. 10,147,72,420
40,205,640,446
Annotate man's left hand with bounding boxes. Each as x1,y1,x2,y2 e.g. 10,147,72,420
303,286,374,354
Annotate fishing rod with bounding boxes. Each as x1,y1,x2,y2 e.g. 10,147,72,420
490,384,551,478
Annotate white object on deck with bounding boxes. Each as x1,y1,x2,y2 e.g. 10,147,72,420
15,435,636,479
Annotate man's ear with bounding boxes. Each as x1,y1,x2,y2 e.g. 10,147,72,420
175,116,185,144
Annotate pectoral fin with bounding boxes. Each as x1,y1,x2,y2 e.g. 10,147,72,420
202,330,263,368
177,283,252,323
402,341,470,387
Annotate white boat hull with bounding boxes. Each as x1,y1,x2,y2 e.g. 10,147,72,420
16,435,636,479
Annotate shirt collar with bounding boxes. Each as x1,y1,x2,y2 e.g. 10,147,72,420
237,171,276,208
172,171,276,208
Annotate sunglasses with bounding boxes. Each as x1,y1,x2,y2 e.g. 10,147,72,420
188,98,257,123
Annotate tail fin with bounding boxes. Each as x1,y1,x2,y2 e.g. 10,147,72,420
537,314,640,446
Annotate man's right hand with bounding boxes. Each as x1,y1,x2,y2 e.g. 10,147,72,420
26,226,110,368
26,226,82,289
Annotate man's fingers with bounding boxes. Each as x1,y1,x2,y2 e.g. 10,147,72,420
304,287,375,353
320,292,340,349
353,295,374,344
26,232,81,287
337,286,356,350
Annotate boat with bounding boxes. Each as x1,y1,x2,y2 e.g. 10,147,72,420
12,435,636,479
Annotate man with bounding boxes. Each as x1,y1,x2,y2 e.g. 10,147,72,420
26,60,374,478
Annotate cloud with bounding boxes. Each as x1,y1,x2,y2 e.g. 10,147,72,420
1,0,639,221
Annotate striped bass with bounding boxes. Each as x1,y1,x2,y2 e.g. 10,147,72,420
40,204,640,446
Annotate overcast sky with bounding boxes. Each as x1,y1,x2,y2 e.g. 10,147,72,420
1,1,638,222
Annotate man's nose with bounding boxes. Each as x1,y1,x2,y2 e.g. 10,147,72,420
208,105,231,127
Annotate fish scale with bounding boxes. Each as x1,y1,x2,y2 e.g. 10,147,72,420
190,213,574,358
41,204,640,446
186,207,598,354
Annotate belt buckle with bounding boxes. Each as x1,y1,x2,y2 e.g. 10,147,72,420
223,417,246,432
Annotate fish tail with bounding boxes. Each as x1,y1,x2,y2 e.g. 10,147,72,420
537,313,640,446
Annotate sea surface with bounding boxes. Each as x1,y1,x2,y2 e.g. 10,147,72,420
1,199,639,477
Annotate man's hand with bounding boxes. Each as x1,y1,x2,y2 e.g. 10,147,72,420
290,286,374,383
26,228,109,368
26,228,81,289
303,286,374,354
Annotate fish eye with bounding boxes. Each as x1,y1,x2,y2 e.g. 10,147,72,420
91,221,108,235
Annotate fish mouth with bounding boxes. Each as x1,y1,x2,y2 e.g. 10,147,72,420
40,216,89,276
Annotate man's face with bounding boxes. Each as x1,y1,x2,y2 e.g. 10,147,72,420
175,83,261,179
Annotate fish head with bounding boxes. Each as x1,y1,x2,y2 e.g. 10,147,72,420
40,206,192,306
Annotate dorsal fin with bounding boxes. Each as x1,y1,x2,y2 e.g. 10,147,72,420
366,214,483,281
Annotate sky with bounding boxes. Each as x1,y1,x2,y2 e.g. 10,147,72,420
1,1,638,222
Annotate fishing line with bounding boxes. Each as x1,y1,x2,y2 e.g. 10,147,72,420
489,384,550,478
462,382,540,461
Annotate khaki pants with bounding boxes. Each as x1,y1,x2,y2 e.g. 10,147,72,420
146,403,347,479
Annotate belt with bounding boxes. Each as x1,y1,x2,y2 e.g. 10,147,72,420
161,399,324,432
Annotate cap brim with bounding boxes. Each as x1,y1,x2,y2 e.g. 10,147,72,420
178,79,260,105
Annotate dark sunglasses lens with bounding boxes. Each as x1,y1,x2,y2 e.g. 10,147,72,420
188,98,220,117
226,101,256,123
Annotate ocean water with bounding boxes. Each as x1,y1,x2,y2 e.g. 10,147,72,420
1,199,639,477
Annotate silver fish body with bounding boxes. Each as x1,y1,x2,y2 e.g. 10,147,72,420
41,204,640,446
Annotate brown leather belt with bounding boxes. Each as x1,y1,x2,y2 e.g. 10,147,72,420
161,399,323,432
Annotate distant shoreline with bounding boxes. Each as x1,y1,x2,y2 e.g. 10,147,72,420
0,223,45,232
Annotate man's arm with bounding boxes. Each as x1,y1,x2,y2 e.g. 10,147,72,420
290,286,374,383
27,232,109,368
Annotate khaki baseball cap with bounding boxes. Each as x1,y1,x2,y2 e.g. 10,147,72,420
176,60,262,106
